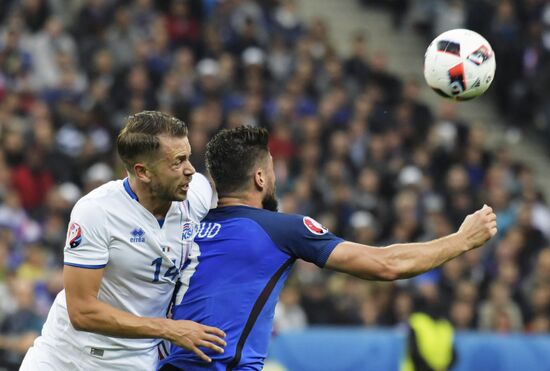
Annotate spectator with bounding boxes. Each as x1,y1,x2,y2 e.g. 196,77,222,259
29,17,78,90
0,5,548,368
478,281,523,332
273,286,308,333
107,5,139,70
165,0,201,50
0,242,15,324
10,148,54,212
449,299,476,330
17,0,51,34
522,247,550,301
0,278,43,371
15,243,47,283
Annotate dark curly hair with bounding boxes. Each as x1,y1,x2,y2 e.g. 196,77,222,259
206,126,270,195
117,111,188,171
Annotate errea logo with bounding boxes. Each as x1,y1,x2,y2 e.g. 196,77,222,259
130,228,145,243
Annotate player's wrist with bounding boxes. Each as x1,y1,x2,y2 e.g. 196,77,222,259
150,318,174,341
452,231,472,252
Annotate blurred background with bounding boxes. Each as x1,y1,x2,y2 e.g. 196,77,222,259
0,0,549,370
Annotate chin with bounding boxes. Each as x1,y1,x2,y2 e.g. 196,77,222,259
174,191,187,201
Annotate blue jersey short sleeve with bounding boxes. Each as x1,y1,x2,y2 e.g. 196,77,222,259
255,212,344,267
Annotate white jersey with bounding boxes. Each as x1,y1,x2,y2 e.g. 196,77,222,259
35,174,212,358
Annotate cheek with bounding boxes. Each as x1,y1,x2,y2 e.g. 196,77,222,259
166,173,180,187
155,170,178,187
166,167,181,178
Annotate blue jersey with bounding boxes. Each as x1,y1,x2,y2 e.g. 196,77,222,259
158,205,343,371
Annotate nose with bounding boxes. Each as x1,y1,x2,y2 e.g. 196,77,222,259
184,161,195,176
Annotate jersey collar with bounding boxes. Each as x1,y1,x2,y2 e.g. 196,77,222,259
123,178,169,228
123,178,139,201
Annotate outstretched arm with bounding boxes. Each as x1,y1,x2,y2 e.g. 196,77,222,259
64,266,226,362
325,205,497,281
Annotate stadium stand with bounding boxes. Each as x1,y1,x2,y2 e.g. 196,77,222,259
0,0,548,369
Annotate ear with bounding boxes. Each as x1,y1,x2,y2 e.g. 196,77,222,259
133,162,152,183
253,167,265,191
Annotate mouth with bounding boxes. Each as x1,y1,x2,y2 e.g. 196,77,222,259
181,183,190,192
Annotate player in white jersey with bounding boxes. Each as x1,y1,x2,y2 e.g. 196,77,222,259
20,111,226,371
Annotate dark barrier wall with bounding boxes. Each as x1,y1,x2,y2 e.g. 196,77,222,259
267,328,550,371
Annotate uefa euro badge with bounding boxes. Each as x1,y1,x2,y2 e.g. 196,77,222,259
68,223,82,248
182,221,199,240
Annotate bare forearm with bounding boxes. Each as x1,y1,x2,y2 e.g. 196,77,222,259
385,232,469,279
69,298,227,362
0,333,37,353
326,205,496,281
329,233,470,281
69,299,172,340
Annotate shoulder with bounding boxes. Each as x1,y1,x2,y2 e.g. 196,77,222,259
248,210,328,236
78,180,124,206
71,181,123,219
190,172,211,189
206,206,290,222
207,207,326,238
232,209,343,267
187,173,213,221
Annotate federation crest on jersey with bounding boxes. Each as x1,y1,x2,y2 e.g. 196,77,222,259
182,222,195,240
303,216,328,235
67,223,82,248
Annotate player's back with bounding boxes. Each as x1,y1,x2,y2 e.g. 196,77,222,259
160,205,342,371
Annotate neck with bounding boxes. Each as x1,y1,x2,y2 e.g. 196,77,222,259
128,177,171,218
217,193,262,209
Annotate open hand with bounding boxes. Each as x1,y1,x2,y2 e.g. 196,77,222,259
167,320,226,363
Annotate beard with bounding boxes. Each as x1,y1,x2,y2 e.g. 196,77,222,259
262,192,278,211
150,179,184,202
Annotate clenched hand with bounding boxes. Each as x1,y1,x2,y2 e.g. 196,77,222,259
458,204,498,250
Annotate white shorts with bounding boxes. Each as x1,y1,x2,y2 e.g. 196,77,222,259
20,337,159,371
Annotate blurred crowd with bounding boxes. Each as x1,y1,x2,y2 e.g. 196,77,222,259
0,0,549,369
375,0,550,148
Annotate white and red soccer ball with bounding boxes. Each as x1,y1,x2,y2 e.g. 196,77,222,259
424,29,496,101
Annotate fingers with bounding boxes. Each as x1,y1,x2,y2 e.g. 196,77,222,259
204,325,226,339
190,345,211,363
171,321,226,362
457,204,499,250
203,333,227,347
488,220,498,237
480,204,495,216
199,339,224,354
475,204,496,224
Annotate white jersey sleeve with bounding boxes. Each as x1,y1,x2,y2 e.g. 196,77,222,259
64,198,110,268
187,173,214,221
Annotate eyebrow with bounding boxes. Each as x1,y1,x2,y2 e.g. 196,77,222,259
172,152,191,161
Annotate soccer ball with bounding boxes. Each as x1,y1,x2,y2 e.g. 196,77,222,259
424,29,496,100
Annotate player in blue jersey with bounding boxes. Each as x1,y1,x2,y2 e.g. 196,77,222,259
158,126,497,371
